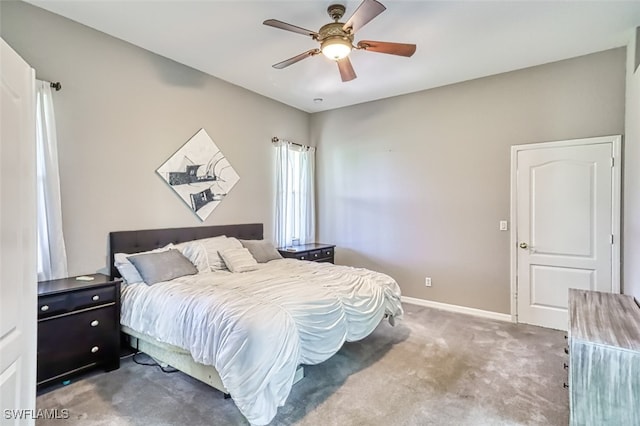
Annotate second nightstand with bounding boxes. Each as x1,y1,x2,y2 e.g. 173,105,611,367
37,273,121,389
278,243,336,263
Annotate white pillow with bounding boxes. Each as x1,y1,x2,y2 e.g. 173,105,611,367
173,241,210,273
114,244,173,284
198,235,243,271
219,248,259,273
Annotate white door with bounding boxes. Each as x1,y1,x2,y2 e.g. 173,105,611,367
512,136,620,330
0,38,37,423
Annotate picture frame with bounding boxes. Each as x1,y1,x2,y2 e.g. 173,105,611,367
156,128,239,221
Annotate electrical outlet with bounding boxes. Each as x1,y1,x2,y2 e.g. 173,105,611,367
425,277,432,287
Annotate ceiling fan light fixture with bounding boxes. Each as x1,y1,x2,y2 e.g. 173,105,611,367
321,38,352,60
264,0,416,82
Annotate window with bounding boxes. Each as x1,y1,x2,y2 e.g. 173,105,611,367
274,140,315,247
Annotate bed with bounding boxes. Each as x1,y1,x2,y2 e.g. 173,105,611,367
109,223,403,425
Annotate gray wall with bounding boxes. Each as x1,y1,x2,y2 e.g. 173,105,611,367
311,49,626,314
625,29,640,301
0,1,309,277
1,1,631,312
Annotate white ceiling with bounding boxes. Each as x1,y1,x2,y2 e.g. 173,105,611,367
26,1,640,113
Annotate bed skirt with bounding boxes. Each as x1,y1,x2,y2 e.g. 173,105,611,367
121,326,304,397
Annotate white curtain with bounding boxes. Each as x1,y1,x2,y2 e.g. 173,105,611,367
36,80,68,281
274,140,316,247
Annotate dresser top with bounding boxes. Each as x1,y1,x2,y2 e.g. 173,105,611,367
278,243,335,253
38,273,120,296
569,289,640,351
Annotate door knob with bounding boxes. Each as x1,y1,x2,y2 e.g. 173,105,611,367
519,242,528,249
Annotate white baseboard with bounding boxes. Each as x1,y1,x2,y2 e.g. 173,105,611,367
401,296,513,322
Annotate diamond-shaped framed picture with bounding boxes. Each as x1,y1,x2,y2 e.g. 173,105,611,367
156,128,239,221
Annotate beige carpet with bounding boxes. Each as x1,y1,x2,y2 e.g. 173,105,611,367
36,304,569,425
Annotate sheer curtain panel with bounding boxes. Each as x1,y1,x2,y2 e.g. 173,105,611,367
36,80,67,281
274,140,315,247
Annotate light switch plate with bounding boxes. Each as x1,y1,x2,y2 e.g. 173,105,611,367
499,220,508,231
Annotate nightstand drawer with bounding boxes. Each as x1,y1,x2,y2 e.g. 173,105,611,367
38,294,69,319
37,306,118,383
38,285,116,320
321,247,334,258
296,253,310,261
72,285,116,310
309,250,323,260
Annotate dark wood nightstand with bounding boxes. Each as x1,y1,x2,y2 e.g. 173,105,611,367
37,273,121,389
278,243,336,263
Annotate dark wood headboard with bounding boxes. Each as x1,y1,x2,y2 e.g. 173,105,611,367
109,223,263,279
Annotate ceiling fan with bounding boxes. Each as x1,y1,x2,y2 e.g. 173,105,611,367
263,0,416,82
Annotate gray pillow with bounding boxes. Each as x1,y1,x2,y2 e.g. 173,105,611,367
240,239,282,263
128,249,197,285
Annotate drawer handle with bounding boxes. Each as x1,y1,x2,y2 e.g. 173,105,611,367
92,295,100,301
91,346,99,353
40,305,49,312
90,320,99,327
300,256,306,260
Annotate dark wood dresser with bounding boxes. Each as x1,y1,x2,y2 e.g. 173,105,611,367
37,273,121,389
278,243,335,263
568,289,640,425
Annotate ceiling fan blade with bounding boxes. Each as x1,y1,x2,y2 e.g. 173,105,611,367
263,19,319,39
343,0,386,34
337,57,357,82
273,49,320,69
357,40,417,57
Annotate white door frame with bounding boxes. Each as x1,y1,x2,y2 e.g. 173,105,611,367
509,135,622,322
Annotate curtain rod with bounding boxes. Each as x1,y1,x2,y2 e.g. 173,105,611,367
271,137,311,149
42,80,62,91
37,78,62,91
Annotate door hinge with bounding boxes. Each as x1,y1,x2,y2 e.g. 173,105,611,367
610,234,614,244
610,157,614,168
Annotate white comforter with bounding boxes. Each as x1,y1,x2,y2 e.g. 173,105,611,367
120,258,403,425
